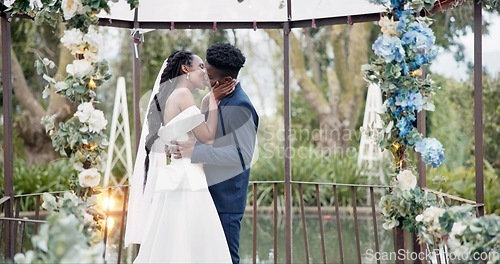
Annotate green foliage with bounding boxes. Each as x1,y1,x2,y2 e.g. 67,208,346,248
427,160,500,214
0,159,73,210
379,170,442,232
431,1,500,61
14,192,105,263
41,113,108,172
426,75,472,168
127,0,140,8
482,74,500,169
38,58,111,103
428,73,500,171
438,205,500,261
249,144,366,207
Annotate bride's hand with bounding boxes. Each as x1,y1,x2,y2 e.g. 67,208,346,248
212,79,237,102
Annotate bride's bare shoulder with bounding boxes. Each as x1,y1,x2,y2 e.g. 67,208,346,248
168,87,195,112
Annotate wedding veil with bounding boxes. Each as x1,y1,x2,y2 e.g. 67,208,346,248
124,59,168,246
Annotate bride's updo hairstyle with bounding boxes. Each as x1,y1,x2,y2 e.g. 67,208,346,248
143,50,194,189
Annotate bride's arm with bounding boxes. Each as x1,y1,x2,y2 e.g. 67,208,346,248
200,94,210,114
175,88,217,144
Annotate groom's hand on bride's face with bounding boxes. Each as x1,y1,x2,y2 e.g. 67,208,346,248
213,79,237,101
170,134,196,159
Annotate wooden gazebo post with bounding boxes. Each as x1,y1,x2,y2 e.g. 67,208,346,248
1,10,15,260
473,0,484,217
283,1,293,262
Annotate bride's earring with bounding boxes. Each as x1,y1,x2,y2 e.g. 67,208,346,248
186,72,190,81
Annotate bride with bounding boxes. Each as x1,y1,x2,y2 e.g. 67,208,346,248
125,50,236,263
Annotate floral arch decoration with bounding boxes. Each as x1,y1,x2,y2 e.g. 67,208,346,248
364,0,499,261
4,0,138,262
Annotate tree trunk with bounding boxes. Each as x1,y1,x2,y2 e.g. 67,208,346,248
2,24,72,164
265,24,372,152
10,48,57,164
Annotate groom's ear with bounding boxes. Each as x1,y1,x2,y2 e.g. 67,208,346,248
222,76,233,83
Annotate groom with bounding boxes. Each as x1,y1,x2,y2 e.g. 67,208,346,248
172,42,259,264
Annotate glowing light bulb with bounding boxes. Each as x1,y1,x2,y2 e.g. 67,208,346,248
106,217,115,231
88,77,97,89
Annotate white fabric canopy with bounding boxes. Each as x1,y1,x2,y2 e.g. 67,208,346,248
99,0,384,23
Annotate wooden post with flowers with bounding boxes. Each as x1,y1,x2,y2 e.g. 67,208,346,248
4,0,139,262
363,0,447,262
364,0,500,263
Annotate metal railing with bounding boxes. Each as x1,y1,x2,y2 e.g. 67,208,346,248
1,182,481,263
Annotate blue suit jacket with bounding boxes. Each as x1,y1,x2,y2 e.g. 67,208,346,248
191,83,259,213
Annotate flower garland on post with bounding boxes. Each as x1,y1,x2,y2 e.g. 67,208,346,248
363,0,445,171
365,1,500,261
5,0,139,262
363,0,445,229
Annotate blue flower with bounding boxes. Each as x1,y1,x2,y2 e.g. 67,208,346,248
394,89,424,112
415,138,445,168
390,0,406,8
393,107,404,118
373,35,405,63
396,10,414,32
401,22,436,53
414,53,429,68
401,62,410,75
396,114,416,137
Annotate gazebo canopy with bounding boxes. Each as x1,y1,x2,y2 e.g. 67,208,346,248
98,0,385,28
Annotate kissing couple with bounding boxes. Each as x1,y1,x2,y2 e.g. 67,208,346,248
125,42,259,264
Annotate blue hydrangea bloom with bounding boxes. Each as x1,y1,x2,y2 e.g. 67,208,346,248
396,10,414,32
393,107,404,118
396,114,416,137
390,0,406,8
415,138,445,168
414,53,429,68
401,62,410,75
394,89,424,112
401,22,436,53
373,35,405,63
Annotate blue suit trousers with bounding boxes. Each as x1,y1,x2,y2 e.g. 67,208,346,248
219,212,244,264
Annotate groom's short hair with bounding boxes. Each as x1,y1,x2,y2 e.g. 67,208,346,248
206,43,246,78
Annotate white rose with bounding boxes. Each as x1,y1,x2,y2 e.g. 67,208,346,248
421,206,446,226
78,168,101,187
382,218,398,230
397,170,417,191
83,49,102,63
66,59,93,78
61,28,85,54
76,102,95,123
61,0,84,20
83,27,103,52
88,110,108,133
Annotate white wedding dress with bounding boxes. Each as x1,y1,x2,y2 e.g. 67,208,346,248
132,105,231,264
